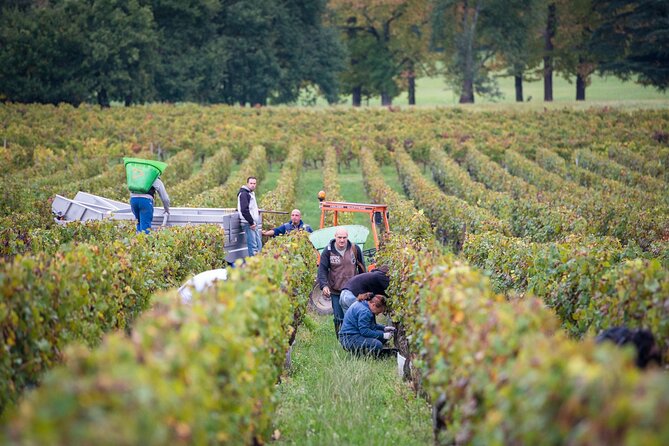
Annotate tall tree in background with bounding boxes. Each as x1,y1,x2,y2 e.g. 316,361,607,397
329,0,432,106
590,0,669,91
543,2,556,101
486,0,546,102
215,0,344,105
150,0,229,103
0,0,343,105
0,0,157,106
269,0,346,104
394,1,435,105
85,0,158,106
433,0,522,103
551,0,601,101
219,1,283,105
0,3,91,104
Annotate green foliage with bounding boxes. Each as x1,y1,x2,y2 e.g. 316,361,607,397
0,224,227,414
1,231,314,444
360,146,435,244
394,145,510,251
188,144,267,208
170,145,232,206
503,148,669,248
591,0,669,91
329,0,434,105
0,0,158,106
0,0,343,105
429,146,588,241
259,146,303,229
476,335,669,445
463,230,669,354
379,232,669,445
0,6,91,105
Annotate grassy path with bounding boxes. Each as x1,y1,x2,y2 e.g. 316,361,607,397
379,163,405,196
272,157,432,444
258,163,281,202
273,315,432,445
295,166,325,229
337,162,373,227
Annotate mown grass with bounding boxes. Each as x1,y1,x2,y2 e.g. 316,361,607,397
296,72,669,108
273,315,433,446
274,156,432,445
378,164,405,196
390,73,669,106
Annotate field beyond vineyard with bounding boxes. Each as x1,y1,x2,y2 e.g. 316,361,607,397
1,102,668,444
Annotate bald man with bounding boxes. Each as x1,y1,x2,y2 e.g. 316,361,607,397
262,209,313,237
317,227,365,337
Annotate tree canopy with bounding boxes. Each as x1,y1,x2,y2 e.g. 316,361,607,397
0,0,666,105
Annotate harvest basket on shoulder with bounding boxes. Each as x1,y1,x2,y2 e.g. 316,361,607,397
123,157,168,193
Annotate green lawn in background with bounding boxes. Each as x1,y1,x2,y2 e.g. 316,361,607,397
297,73,669,108
392,73,669,106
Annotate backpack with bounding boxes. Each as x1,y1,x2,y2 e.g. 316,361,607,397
352,243,365,274
124,157,167,193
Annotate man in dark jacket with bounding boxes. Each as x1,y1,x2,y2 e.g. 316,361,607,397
237,176,261,256
339,265,390,313
317,227,365,337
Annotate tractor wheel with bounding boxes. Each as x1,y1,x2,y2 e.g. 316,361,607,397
309,283,333,315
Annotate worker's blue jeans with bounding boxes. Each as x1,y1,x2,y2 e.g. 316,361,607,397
339,333,383,355
130,197,153,234
243,223,262,256
331,292,344,333
340,289,356,314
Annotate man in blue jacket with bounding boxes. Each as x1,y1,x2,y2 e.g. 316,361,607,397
262,209,313,237
339,293,395,357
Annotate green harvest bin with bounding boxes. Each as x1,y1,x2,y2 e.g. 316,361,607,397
123,157,168,193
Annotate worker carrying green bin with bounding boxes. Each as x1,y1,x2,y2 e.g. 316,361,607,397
124,157,170,233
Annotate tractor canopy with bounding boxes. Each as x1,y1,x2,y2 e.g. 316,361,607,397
308,224,370,254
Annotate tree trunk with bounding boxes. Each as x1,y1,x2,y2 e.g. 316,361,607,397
408,66,416,105
515,75,523,102
459,78,475,103
576,73,586,100
97,88,110,108
458,2,479,104
543,3,556,102
381,92,392,106
352,86,362,107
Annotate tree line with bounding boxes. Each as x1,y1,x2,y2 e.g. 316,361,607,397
0,0,666,106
